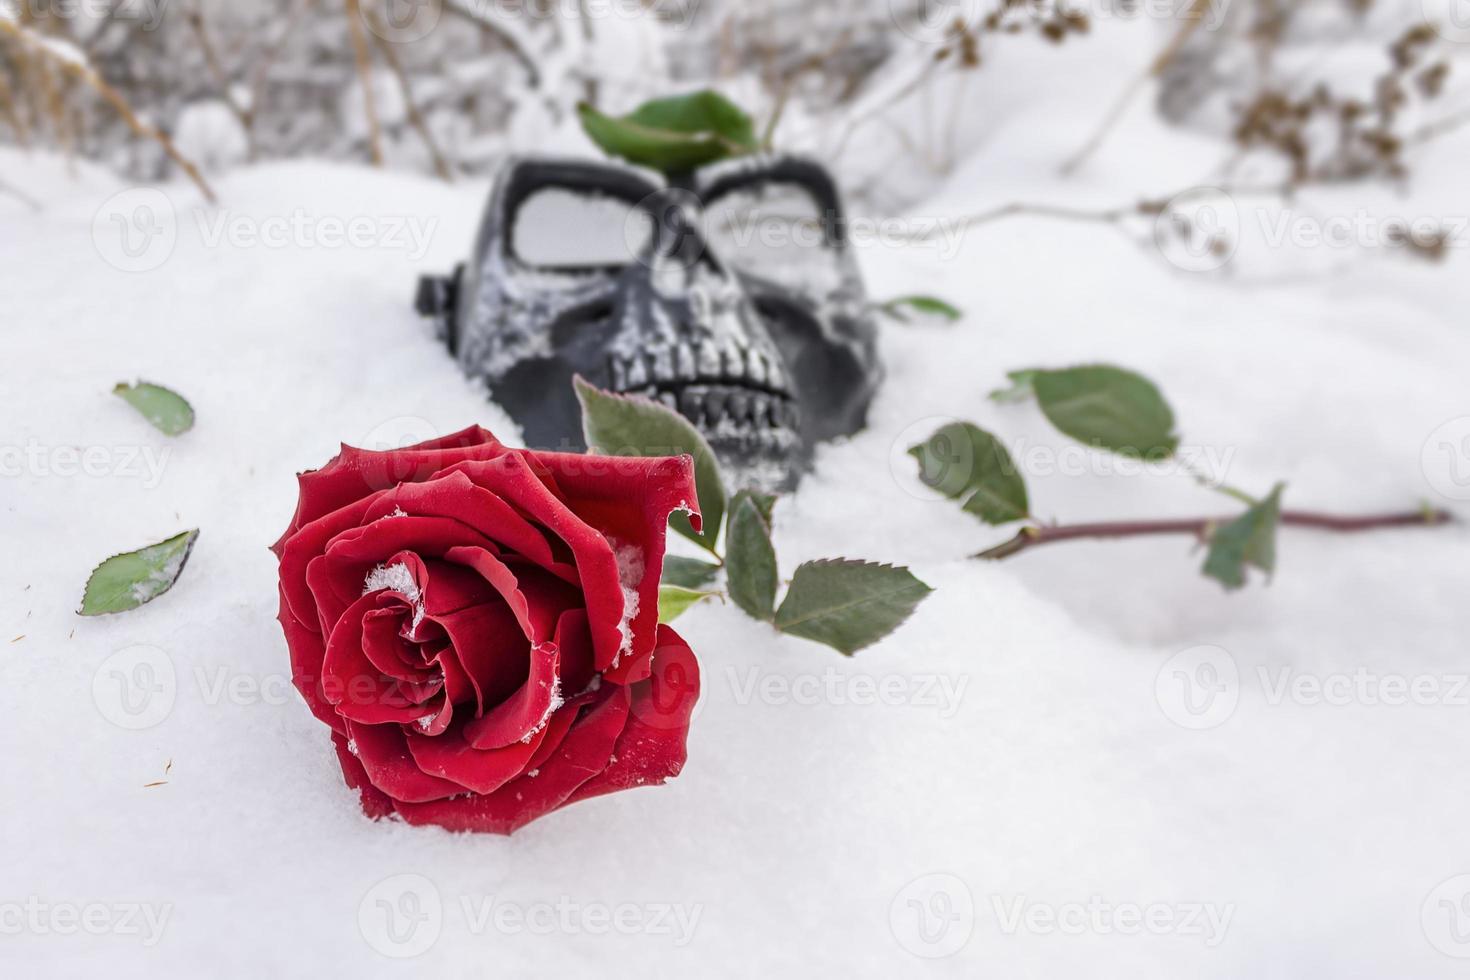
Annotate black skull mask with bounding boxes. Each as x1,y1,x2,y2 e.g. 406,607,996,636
416,154,882,491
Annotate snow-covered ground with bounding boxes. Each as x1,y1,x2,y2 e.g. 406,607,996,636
5,24,1470,977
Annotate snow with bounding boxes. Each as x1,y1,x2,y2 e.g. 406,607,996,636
4,22,1470,977
608,538,645,667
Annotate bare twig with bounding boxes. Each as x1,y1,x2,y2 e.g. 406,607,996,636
0,17,217,202
442,0,541,88
976,508,1453,561
248,0,316,113
343,0,383,166
0,175,42,210
364,6,451,180
0,68,30,145
1059,0,1214,176
183,0,256,157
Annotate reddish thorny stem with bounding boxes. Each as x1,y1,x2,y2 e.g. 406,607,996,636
975,508,1455,560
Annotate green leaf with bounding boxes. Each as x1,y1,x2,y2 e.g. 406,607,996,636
575,376,726,555
773,559,933,655
879,295,963,323
908,422,1029,525
661,555,721,590
1202,484,1284,590
78,529,199,616
729,488,776,528
725,495,778,621
113,380,194,435
658,584,719,623
1021,365,1179,459
988,369,1039,404
578,91,759,173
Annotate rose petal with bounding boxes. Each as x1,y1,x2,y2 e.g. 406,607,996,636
331,731,396,820
565,624,700,805
405,718,547,795
443,454,627,675
272,425,505,554
390,686,633,834
534,453,698,685
463,640,561,750
345,720,464,803
279,590,342,732
427,599,530,713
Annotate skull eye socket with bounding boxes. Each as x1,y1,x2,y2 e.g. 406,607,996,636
702,181,844,290
510,187,654,274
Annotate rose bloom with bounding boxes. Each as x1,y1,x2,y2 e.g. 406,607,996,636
271,426,701,834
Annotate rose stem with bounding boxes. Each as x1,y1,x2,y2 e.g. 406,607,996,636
974,508,1455,561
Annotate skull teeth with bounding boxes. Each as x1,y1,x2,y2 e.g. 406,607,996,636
656,384,795,431
607,343,791,398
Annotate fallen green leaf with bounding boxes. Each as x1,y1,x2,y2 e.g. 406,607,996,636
79,529,199,616
773,559,932,655
113,380,194,436
1017,365,1179,459
880,295,963,323
909,421,1029,525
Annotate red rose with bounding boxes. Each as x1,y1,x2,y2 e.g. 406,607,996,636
271,425,701,834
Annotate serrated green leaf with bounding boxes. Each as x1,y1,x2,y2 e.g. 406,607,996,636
661,555,721,590
729,488,776,528
575,376,726,555
880,295,963,323
578,91,758,173
658,584,719,623
1202,483,1284,590
725,495,778,621
113,380,194,436
1022,365,1179,459
78,529,199,616
908,421,1029,525
773,559,932,655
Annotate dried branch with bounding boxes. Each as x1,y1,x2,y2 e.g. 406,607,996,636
183,0,256,157
342,0,384,166
976,508,1453,561
363,6,451,180
0,17,217,203
442,0,541,88
1060,0,1215,176
0,174,41,210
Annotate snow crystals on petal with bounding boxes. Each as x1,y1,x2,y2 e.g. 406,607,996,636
363,561,426,632
519,676,563,743
606,536,645,668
